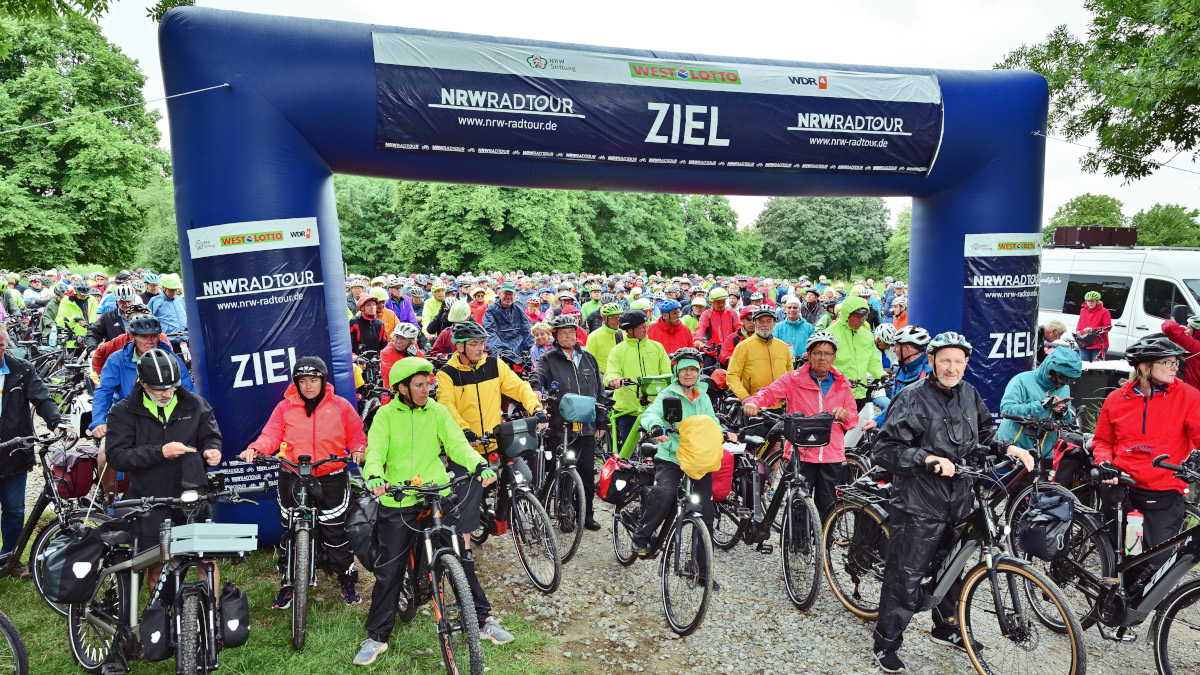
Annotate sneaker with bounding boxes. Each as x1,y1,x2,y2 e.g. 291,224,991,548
584,516,602,531
930,625,983,653
341,578,362,605
480,616,514,644
353,638,388,665
874,650,905,673
272,586,293,610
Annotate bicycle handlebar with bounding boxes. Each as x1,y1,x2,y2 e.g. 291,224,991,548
253,454,353,471
110,483,268,515
1152,454,1198,482
0,430,65,453
382,472,475,498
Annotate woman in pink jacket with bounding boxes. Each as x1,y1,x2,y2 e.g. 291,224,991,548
742,331,858,519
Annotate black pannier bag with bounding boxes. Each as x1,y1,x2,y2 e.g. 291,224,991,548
1015,491,1075,561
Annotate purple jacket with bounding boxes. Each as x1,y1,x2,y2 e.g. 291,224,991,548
386,296,419,327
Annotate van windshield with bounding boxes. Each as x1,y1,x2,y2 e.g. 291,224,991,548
1186,280,1200,305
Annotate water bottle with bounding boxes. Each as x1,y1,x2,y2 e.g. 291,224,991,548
49,323,57,347
1125,510,1144,555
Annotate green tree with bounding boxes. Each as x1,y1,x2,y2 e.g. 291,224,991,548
335,175,403,276
131,176,180,274
883,204,911,280
754,197,890,279
0,0,192,22
674,194,761,276
391,182,581,273
570,191,685,274
0,14,169,269
1043,193,1128,243
1132,203,1200,247
997,1,1200,181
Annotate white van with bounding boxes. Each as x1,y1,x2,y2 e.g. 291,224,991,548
1038,247,1200,358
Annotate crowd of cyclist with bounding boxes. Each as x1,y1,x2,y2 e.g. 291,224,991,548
3,264,1200,673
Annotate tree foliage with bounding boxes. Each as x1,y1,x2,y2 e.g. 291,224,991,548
1044,193,1128,243
1133,203,1200,247
0,0,192,22
130,176,180,274
570,191,684,274
675,194,761,276
997,0,1200,181
883,204,911,280
0,14,169,269
334,175,404,276
754,197,890,279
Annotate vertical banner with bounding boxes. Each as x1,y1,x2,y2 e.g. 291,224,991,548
962,233,1042,414
185,218,330,538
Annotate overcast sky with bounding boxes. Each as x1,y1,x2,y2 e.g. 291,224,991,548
98,0,1199,229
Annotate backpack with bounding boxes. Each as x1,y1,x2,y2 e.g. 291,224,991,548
1015,491,1075,562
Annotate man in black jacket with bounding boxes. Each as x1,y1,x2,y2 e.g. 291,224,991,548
85,284,138,349
0,325,73,578
869,332,1033,673
532,315,605,530
105,349,222,587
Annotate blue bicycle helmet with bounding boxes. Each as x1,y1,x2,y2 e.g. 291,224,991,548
927,331,972,357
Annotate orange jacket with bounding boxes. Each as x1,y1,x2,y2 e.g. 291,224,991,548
248,383,367,476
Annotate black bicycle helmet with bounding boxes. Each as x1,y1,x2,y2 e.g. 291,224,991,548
292,356,328,382
137,349,181,390
549,314,578,332
599,293,615,305
451,321,489,343
72,279,90,296
1125,333,1188,366
669,347,704,364
52,282,68,297
127,314,162,336
123,303,150,320
618,310,647,330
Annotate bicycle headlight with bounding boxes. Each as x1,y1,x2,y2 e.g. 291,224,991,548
690,494,700,504
181,490,199,503
566,450,576,460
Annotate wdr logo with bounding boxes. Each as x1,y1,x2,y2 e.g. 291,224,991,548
289,229,312,239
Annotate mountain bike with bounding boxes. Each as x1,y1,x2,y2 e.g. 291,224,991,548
251,452,352,650
66,477,263,674
0,609,28,675
0,430,112,617
385,475,484,675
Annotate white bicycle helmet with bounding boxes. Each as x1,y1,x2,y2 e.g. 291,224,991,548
392,322,420,340
113,284,138,303
873,323,898,345
806,331,839,351
894,325,930,348
927,331,972,357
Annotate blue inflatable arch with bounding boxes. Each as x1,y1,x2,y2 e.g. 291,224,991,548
160,7,1046,538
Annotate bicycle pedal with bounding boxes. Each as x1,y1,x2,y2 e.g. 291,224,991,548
735,508,753,519
756,543,774,555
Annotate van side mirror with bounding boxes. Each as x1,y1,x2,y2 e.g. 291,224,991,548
1170,304,1192,325
661,396,684,425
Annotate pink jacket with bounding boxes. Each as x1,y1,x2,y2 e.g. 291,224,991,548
744,363,858,463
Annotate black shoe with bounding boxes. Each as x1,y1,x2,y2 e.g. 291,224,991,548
584,517,601,531
873,650,905,673
930,625,983,653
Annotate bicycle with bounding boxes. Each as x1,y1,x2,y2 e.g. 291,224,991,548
0,430,112,617
610,398,715,635
532,383,589,564
821,466,892,619
0,608,28,675
66,476,264,674
251,452,352,650
598,375,673,461
384,474,484,675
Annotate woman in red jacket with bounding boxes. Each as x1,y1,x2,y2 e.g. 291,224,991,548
1076,290,1112,361
1094,334,1200,580
741,331,858,519
237,357,368,609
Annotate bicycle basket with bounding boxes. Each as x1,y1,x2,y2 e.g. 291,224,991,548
1014,491,1074,562
168,523,258,558
48,445,98,499
1075,331,1100,349
559,393,597,424
783,412,836,448
495,418,538,458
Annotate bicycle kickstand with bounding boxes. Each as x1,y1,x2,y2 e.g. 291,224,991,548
99,626,135,675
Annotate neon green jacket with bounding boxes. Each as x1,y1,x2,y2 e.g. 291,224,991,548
421,297,444,336
826,296,884,399
605,335,671,413
363,396,484,508
55,297,99,347
682,313,700,332
586,325,622,375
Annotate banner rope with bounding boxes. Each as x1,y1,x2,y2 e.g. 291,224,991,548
0,83,231,136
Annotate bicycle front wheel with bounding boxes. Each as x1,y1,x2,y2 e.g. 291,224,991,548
545,468,586,564
291,529,311,650
1153,577,1200,675
176,593,206,675
613,503,640,567
821,501,889,620
31,512,112,617
0,609,28,675
67,563,127,672
661,513,713,636
711,496,744,551
432,554,484,675
509,489,562,593
959,559,1086,675
781,491,821,611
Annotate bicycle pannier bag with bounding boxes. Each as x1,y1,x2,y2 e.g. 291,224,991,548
1015,491,1074,562
345,494,381,572
139,600,174,661
41,524,105,604
559,393,597,424
783,412,836,449
597,456,653,505
495,418,538,458
711,448,735,502
219,581,251,648
48,445,98,499
676,415,724,480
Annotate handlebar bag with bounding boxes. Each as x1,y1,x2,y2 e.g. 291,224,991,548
1015,491,1075,562
495,418,538,458
40,523,105,604
638,377,670,399
1075,331,1100,349
784,412,836,449
559,394,597,424
677,415,724,480
219,581,251,648
139,600,173,661
48,445,98,499
345,495,380,572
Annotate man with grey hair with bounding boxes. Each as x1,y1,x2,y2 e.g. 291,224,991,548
1036,319,1069,366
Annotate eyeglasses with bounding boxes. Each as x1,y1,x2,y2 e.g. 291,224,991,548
1155,359,1181,369
810,351,836,359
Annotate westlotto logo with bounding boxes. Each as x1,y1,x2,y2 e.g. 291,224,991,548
788,75,828,89
998,241,1036,250
629,62,740,85
220,231,284,247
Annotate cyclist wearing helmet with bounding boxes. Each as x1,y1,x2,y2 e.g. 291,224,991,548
871,332,1033,672
54,280,99,349
105,349,221,590
827,295,885,411
532,315,605,530
1093,334,1200,580
90,314,195,440
727,307,793,401
139,272,161,304
380,322,426,386
585,293,615,332
384,278,420,330
421,281,448,339
20,275,52,308
774,296,815,360
38,282,69,340
889,295,909,329
468,287,489,323
355,357,508,665
1160,314,1200,390
743,331,858,519
605,311,671,446
85,284,139,349
482,282,535,357
586,303,625,376
89,303,164,374
580,285,604,319
1076,290,1112,361
886,326,932,401
350,294,388,355
683,296,705,332
525,295,545,324
873,323,899,369
997,346,1081,471
719,306,756,366
237,357,368,607
692,288,737,362
647,299,693,354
